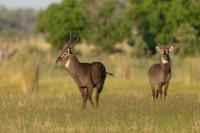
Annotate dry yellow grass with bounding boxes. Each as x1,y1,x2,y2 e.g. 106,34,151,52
0,38,200,132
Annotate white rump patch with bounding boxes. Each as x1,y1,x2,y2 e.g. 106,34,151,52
65,58,71,68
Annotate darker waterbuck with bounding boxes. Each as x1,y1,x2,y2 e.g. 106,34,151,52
56,32,113,108
148,42,175,100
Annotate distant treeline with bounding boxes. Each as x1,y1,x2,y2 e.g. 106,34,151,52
36,0,200,56
0,6,37,38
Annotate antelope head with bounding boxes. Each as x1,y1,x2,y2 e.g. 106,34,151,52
56,31,80,66
156,38,175,64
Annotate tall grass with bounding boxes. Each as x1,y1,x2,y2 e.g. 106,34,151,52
19,60,39,93
0,42,200,132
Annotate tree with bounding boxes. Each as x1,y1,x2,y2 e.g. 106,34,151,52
36,0,131,52
82,0,132,52
175,24,200,56
36,0,200,55
131,34,149,58
0,6,37,38
36,0,86,50
129,0,200,55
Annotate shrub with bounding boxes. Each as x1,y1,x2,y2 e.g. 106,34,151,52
131,34,149,58
175,24,200,56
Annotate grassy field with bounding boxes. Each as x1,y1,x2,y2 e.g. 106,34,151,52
0,45,200,133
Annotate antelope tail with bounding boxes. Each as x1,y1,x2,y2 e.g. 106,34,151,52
106,72,114,76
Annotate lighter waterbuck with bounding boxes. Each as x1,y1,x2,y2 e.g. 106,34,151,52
148,41,175,100
56,32,113,108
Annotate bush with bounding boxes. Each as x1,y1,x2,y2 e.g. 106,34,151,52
36,0,131,52
131,34,149,58
36,0,86,50
175,24,200,56
36,0,200,55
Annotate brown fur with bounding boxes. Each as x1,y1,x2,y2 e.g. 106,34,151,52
56,35,113,108
148,45,174,100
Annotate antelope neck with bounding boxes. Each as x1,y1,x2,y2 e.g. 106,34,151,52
65,58,71,68
65,55,81,73
160,60,171,74
161,57,168,64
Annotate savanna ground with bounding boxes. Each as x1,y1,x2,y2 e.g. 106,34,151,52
0,40,200,133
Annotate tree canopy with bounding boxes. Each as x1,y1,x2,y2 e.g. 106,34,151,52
36,0,200,56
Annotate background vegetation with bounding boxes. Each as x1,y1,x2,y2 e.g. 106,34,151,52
36,0,200,55
0,6,37,38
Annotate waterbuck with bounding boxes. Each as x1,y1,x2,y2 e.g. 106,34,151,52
148,42,175,100
56,32,113,108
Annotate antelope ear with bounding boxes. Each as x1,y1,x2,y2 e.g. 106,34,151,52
156,46,161,53
168,45,175,53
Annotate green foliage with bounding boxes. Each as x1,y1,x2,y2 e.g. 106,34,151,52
175,24,200,56
132,34,149,58
36,0,131,52
129,0,200,55
36,0,200,55
83,0,131,52
36,0,86,50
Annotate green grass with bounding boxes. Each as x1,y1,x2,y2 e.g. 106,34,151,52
1,75,200,133
0,52,200,132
